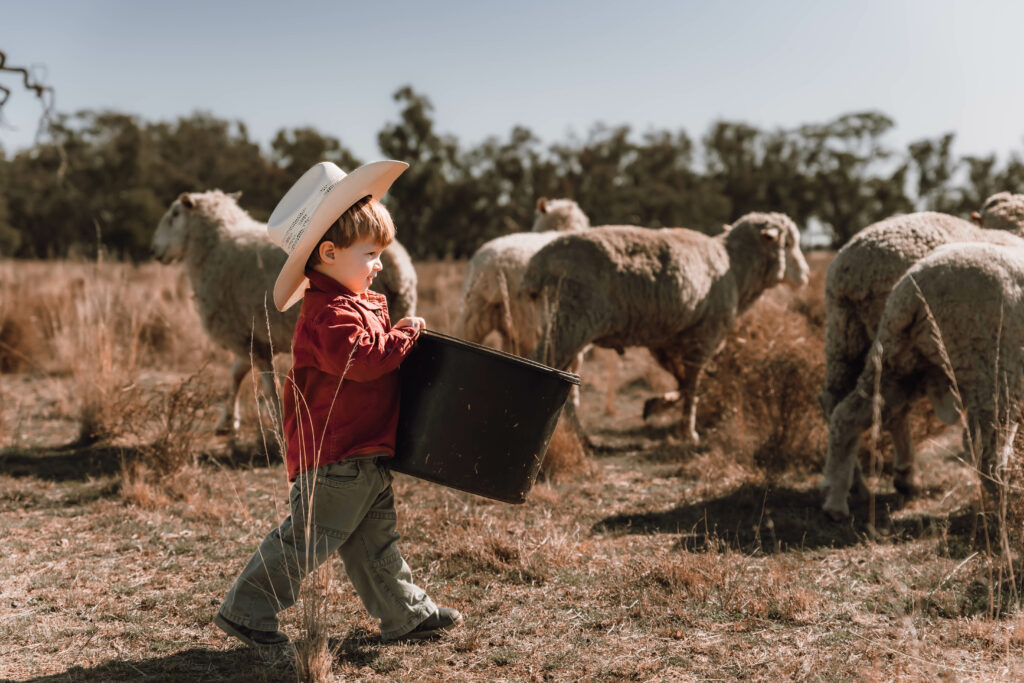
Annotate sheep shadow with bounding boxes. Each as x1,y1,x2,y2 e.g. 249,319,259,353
593,482,990,554
0,439,282,482
587,421,680,455
22,632,393,682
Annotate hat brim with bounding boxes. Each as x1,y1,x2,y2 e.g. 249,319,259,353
273,160,409,311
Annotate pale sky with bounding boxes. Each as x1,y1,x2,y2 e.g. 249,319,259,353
2,0,1023,163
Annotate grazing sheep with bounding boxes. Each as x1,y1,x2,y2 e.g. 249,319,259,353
523,212,809,445
819,207,1024,496
456,197,589,354
978,192,1024,232
151,190,417,434
821,242,1024,521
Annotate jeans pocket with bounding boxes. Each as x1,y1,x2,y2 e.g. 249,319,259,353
315,461,362,489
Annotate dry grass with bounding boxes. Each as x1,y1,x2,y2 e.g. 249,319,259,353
3,254,1024,681
538,415,594,482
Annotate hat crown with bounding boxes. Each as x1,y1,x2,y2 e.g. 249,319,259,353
267,162,349,254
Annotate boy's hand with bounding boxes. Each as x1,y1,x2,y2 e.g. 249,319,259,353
395,316,426,332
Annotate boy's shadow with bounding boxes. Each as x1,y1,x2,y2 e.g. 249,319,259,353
24,646,294,683
593,482,991,555
23,632,392,683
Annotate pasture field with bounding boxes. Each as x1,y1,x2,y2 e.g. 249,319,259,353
3,255,1024,681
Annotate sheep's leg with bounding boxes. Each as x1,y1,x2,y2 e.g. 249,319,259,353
253,356,282,430
822,373,908,520
985,419,1019,517
820,295,870,420
821,390,874,520
676,362,705,446
887,408,918,498
643,392,679,420
645,347,704,444
643,349,685,421
567,352,583,411
969,393,1017,520
602,349,618,416
531,301,596,450
216,357,252,434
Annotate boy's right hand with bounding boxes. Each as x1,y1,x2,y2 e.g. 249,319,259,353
395,316,426,332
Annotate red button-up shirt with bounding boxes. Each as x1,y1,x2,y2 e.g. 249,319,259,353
282,269,419,480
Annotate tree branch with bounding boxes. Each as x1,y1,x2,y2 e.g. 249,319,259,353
0,48,65,178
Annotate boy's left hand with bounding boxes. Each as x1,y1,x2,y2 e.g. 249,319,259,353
395,316,426,332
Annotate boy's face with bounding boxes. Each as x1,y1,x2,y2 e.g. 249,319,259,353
313,239,385,294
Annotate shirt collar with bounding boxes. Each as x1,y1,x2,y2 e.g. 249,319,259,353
305,269,386,307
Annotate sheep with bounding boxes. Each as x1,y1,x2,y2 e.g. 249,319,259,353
151,190,418,434
373,237,418,322
821,242,1024,521
522,212,809,445
819,206,1024,497
455,197,589,354
978,191,1024,231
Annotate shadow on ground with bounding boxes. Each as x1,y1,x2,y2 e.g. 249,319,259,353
0,439,281,482
23,646,295,683
588,421,679,455
593,482,992,555
23,631,390,683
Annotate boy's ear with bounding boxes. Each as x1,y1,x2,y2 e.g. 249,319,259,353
178,192,195,209
317,241,335,263
536,197,548,214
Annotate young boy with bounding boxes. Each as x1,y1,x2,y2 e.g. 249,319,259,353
215,160,462,647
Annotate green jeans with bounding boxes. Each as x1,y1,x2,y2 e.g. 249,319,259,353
217,456,437,640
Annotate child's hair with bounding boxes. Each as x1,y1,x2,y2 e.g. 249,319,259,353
306,195,396,269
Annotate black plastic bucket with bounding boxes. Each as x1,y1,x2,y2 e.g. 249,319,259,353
391,330,580,504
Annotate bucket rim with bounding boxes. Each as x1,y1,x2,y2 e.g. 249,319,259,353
419,330,581,386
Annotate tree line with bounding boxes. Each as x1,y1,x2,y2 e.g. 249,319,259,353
1,85,1023,260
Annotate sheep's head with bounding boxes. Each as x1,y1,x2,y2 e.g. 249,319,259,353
151,192,196,263
531,198,591,233
979,192,1024,234
730,212,809,288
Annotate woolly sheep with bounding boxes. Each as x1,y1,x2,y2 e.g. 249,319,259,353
523,212,809,445
819,206,1024,496
455,198,589,353
151,190,418,434
821,242,1024,520
978,192,1024,231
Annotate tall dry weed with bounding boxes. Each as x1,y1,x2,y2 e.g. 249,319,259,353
539,414,594,481
294,563,336,683
119,370,220,511
0,260,221,376
49,264,146,444
0,260,223,443
137,370,218,474
698,294,828,474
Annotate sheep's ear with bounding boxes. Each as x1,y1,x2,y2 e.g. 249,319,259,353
970,211,982,226
537,197,548,214
229,191,243,201
760,226,780,243
721,223,732,233
179,193,195,210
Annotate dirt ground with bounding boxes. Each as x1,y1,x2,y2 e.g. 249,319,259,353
2,258,1024,681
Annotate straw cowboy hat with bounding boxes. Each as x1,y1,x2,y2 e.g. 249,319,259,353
267,160,409,311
